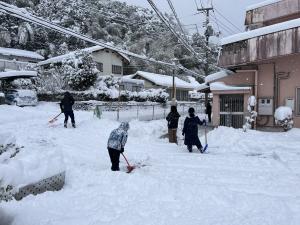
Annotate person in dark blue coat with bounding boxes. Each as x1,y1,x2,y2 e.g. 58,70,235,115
182,107,205,153
60,92,76,128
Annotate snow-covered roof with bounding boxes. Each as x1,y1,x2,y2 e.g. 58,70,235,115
221,18,300,45
38,46,130,66
196,83,210,91
121,77,144,85
246,0,282,11
0,70,37,79
133,71,199,89
187,76,201,89
210,82,251,91
0,47,44,60
205,70,234,83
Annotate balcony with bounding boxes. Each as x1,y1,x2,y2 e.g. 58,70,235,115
245,0,300,30
219,21,300,68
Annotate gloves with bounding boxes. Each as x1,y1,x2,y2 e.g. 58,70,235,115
120,147,124,153
202,119,207,126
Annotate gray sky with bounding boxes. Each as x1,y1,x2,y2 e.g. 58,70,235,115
120,0,265,41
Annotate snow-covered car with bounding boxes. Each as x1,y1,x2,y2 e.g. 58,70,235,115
5,89,38,106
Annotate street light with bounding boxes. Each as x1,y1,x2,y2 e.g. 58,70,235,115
171,58,180,106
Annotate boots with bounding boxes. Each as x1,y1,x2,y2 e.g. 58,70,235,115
72,123,76,128
64,122,67,128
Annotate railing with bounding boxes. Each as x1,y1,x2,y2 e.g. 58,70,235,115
74,101,205,121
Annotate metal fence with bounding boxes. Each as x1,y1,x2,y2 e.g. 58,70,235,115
75,101,205,121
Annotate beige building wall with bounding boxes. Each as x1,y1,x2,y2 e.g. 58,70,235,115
92,50,124,76
273,55,300,127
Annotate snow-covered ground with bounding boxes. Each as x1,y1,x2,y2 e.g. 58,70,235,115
1,102,300,225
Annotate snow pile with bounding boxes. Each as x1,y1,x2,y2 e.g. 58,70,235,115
0,71,37,79
133,71,199,89
0,47,44,60
205,70,234,83
246,0,282,11
274,106,293,121
210,82,251,91
0,149,64,188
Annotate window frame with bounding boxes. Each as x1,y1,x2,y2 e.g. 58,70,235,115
112,65,122,75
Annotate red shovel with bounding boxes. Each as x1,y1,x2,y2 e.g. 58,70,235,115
121,153,135,173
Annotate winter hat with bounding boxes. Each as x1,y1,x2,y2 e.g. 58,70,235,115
119,122,130,131
188,107,195,114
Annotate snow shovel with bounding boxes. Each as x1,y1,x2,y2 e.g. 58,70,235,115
49,112,62,124
203,119,208,152
121,153,135,173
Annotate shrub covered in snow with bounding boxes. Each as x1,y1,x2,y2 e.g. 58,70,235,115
37,51,98,92
243,96,257,132
274,106,293,131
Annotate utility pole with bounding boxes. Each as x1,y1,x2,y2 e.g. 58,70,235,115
197,6,214,76
197,5,214,107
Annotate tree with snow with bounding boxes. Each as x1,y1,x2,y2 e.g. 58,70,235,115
243,96,257,132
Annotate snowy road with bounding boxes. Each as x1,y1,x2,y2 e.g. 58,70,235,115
1,102,300,225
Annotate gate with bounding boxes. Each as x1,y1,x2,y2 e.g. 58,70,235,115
220,94,244,128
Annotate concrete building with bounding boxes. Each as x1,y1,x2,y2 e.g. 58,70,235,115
200,0,300,128
38,46,130,76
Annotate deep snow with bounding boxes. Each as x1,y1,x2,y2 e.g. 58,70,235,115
1,102,300,225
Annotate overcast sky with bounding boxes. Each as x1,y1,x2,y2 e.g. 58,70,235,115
120,0,266,41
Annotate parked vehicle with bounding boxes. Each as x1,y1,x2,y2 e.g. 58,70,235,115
0,92,4,105
5,89,38,106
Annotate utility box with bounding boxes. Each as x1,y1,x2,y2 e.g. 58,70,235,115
258,98,273,115
285,98,295,111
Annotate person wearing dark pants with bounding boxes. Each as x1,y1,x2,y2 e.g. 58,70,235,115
182,107,206,153
108,147,123,171
166,105,180,144
60,92,76,128
206,101,212,123
107,122,130,171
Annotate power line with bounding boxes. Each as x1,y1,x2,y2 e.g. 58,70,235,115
209,14,237,35
166,0,188,41
214,8,242,32
0,1,203,77
146,0,207,68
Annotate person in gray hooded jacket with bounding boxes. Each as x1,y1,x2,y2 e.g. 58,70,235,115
107,122,130,171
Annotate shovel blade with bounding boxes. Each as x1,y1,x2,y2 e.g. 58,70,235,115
126,165,135,173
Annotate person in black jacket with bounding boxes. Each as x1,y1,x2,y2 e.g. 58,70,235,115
182,107,205,153
60,92,76,128
166,105,181,144
206,101,212,123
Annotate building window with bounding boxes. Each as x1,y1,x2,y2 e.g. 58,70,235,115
112,65,122,74
119,84,125,90
297,88,300,115
132,86,139,92
96,62,103,72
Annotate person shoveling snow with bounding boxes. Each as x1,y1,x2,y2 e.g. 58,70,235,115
107,122,134,172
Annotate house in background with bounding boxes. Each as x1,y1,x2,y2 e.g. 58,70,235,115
0,47,44,72
0,47,44,90
201,0,300,128
130,71,200,101
38,46,130,76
